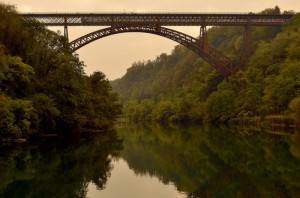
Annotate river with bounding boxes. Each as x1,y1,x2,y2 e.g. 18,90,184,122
0,124,299,198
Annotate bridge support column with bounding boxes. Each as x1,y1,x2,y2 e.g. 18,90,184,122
156,24,161,32
242,25,253,65
200,25,208,52
110,26,115,33
64,25,69,41
64,17,69,41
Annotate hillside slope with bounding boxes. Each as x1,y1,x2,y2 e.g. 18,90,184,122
0,3,121,139
112,7,300,125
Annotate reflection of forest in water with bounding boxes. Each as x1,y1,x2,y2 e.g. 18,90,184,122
0,125,299,198
118,124,300,198
0,132,123,198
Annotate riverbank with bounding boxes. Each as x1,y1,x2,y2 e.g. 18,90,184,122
229,114,300,129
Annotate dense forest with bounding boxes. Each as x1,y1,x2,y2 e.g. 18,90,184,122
0,3,121,140
112,6,300,126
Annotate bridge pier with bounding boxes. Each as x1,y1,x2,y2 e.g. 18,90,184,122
64,25,69,40
156,24,161,32
199,25,208,51
241,25,253,65
64,17,69,41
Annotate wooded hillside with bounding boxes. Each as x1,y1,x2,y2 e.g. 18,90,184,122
112,7,300,125
0,3,121,140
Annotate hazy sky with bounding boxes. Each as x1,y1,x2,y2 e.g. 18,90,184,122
3,0,300,80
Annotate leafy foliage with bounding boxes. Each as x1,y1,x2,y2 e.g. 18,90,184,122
0,3,121,139
112,7,300,125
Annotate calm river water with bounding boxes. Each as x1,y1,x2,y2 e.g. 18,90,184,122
0,124,299,198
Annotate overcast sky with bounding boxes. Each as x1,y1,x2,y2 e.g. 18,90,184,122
3,0,300,80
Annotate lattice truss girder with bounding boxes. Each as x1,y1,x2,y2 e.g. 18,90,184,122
70,25,237,77
21,13,293,26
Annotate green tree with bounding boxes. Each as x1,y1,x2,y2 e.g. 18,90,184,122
153,100,174,122
0,3,122,137
0,46,34,98
110,10,300,124
289,97,300,125
31,94,60,131
0,94,36,137
83,71,122,129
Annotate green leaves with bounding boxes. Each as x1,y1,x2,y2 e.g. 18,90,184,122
0,3,122,137
82,71,122,129
31,94,60,131
113,9,300,125
0,94,36,137
289,97,300,125
204,89,236,122
0,50,34,97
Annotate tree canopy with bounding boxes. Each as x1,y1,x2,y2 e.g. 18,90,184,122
0,3,121,140
112,7,299,126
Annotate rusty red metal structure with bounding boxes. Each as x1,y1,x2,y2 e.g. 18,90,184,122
20,13,293,77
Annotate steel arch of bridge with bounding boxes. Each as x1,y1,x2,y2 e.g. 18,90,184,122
20,12,294,77
70,26,238,77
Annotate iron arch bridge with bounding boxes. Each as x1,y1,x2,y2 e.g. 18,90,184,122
20,13,294,77
69,25,238,77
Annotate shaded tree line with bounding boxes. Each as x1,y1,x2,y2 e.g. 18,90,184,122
0,3,122,140
112,6,299,126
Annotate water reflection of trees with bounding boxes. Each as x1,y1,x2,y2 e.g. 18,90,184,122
0,132,123,198
118,124,300,198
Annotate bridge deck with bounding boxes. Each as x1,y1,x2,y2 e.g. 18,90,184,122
20,13,293,26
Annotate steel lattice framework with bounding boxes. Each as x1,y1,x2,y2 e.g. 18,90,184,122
70,26,238,77
20,12,294,77
20,13,293,26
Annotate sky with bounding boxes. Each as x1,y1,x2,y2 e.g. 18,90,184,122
2,0,300,80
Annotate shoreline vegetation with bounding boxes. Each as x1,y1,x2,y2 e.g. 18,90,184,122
230,115,299,129
117,115,300,129
112,6,300,129
0,3,122,142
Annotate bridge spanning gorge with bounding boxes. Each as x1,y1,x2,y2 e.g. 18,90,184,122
20,13,293,77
